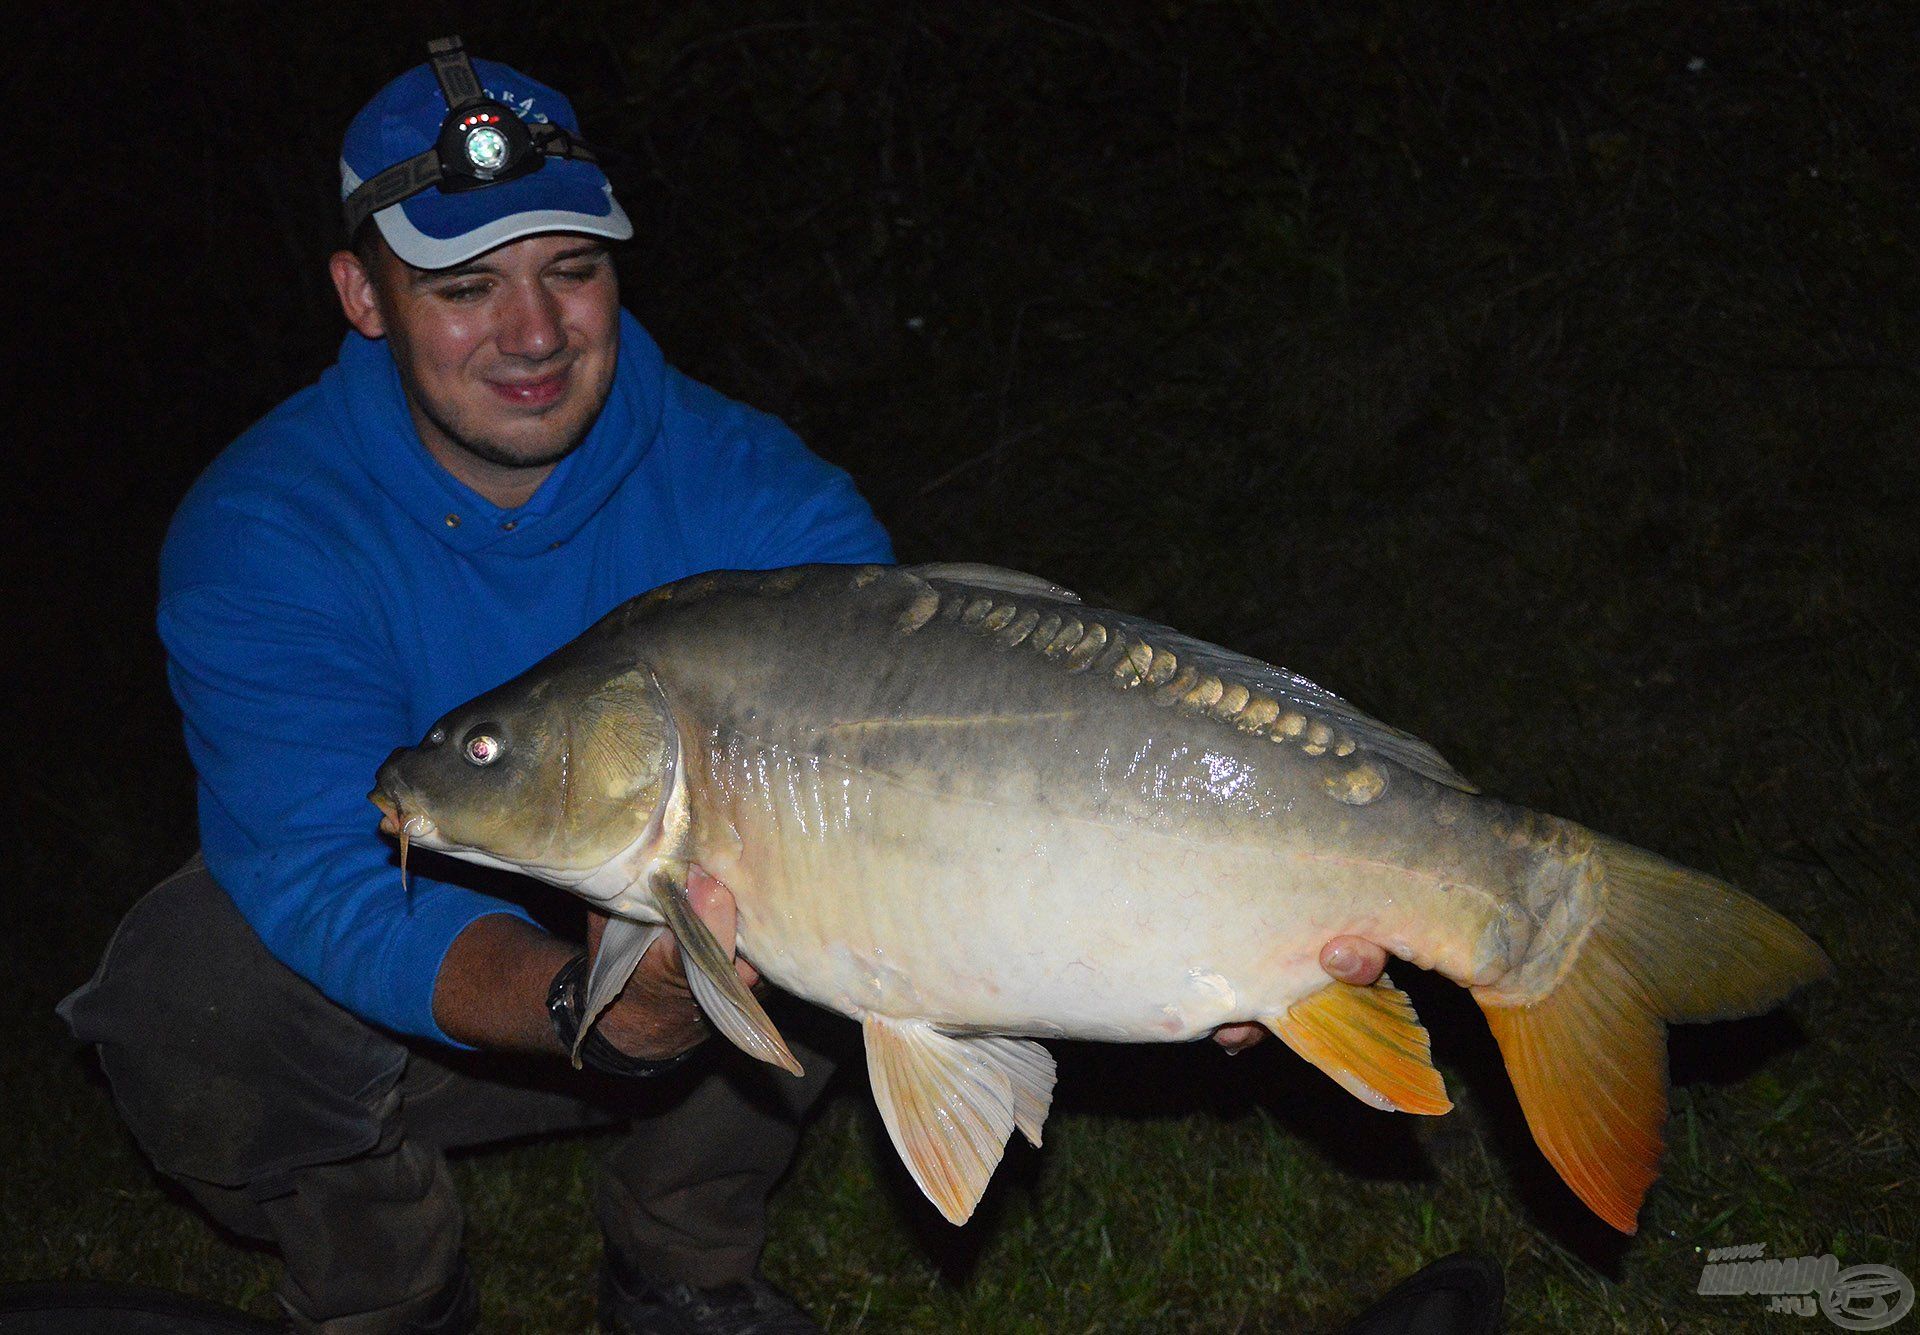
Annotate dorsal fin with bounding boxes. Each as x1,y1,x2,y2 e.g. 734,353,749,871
906,563,1081,603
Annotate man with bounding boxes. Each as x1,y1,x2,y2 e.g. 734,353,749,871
61,39,1388,1335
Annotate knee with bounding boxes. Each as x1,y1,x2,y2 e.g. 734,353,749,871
67,865,370,1065
62,863,405,1187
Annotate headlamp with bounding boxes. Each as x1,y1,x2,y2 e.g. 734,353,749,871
343,36,605,240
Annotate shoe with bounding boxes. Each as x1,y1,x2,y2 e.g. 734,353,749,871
273,1256,479,1334
598,1254,820,1335
1333,1251,1504,1335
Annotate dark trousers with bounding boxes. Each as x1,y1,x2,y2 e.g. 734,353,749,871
59,857,837,1334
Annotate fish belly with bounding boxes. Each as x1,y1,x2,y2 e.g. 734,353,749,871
689,725,1514,1042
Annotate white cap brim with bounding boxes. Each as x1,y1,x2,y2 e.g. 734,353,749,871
340,162,634,271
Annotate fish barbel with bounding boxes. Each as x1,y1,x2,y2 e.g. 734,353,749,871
372,563,1827,1231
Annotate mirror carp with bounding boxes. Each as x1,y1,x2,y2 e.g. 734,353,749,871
373,562,1827,1231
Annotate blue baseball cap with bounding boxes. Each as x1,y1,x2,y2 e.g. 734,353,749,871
340,50,632,270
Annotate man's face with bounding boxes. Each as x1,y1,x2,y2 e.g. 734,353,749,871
337,232,621,482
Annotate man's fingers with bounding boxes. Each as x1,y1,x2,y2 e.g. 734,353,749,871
608,868,755,1025
689,864,763,989
688,870,763,990
1212,938,1387,1054
1320,936,1388,987
1212,1021,1265,1053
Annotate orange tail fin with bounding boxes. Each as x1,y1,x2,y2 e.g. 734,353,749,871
1474,836,1828,1233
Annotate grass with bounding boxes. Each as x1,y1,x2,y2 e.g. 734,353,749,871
9,1,1917,1330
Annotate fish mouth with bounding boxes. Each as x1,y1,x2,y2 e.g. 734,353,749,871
370,789,402,835
369,788,440,890
369,788,437,838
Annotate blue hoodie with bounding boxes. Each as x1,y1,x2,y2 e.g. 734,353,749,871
159,312,892,1043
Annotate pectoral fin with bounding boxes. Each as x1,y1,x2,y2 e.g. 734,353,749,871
652,870,802,1076
862,1017,1055,1224
1265,973,1452,1115
571,918,666,1067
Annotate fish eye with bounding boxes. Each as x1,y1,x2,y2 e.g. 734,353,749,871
427,726,447,747
464,731,504,766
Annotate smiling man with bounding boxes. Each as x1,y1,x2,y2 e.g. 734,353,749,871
59,36,1384,1335
59,39,894,1335
331,233,622,502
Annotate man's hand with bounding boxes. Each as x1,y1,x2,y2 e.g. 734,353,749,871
1211,935,1389,1054
589,867,760,1063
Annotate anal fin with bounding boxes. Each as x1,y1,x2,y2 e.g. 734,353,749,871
1266,973,1452,1115
652,869,802,1076
863,1017,1055,1224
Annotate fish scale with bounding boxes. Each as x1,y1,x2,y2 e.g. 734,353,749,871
902,572,1458,780
373,561,1829,1232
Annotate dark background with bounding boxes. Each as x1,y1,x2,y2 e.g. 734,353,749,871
8,3,1916,1329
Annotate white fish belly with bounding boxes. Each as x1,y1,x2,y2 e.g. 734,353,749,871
698,749,1371,1041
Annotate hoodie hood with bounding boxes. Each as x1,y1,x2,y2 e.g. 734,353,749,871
326,308,668,558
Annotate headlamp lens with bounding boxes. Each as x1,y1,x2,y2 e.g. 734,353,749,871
465,125,510,172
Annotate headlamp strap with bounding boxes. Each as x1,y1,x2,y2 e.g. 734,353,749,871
427,35,486,111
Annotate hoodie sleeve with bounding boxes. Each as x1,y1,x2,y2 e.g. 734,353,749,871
158,491,533,1046
662,371,895,570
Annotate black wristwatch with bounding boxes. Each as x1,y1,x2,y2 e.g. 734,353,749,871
546,953,696,1078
